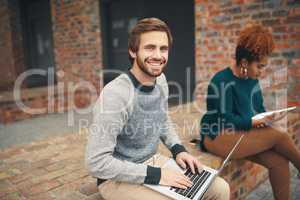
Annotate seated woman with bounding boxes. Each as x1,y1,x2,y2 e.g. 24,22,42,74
199,24,300,200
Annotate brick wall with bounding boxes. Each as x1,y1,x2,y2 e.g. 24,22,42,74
51,0,102,89
0,0,103,123
194,0,300,199
0,0,23,91
50,0,103,112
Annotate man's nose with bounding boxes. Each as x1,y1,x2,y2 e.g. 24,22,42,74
152,49,162,59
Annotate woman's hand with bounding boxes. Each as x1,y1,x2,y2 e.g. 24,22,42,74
252,112,287,128
252,117,268,128
271,111,288,122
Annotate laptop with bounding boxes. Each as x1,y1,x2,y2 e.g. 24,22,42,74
144,135,244,200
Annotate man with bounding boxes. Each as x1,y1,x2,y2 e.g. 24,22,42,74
85,18,230,200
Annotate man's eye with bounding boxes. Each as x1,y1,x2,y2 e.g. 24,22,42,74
145,46,155,50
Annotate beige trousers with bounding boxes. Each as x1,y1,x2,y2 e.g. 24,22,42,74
98,154,230,200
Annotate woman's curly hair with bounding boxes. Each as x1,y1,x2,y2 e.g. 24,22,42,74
236,24,274,66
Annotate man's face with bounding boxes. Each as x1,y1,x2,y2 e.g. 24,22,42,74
130,31,169,77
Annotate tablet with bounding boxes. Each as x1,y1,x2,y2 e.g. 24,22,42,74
252,106,297,120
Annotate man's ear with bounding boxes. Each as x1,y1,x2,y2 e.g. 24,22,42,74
129,49,137,59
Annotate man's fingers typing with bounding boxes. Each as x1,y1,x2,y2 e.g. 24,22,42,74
175,176,192,188
194,160,203,173
177,159,186,169
172,182,187,189
187,159,196,174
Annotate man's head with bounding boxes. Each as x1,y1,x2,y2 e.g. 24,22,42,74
235,24,274,79
128,18,173,77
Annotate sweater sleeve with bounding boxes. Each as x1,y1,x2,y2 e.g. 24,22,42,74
209,79,252,131
254,82,266,113
160,116,187,158
85,86,160,184
157,73,187,158
160,116,182,149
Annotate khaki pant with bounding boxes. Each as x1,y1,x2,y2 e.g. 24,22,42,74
98,154,230,200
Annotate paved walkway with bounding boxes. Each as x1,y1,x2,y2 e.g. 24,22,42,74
0,108,299,199
246,165,299,200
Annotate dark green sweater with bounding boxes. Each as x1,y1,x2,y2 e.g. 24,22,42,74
200,67,266,140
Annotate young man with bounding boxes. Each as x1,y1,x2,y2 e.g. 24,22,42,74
85,18,230,200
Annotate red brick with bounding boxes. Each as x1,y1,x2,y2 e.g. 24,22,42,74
56,169,88,184
1,192,24,200
45,161,66,172
286,15,300,24
275,43,290,50
0,148,25,160
0,180,17,198
19,180,61,197
30,159,52,169
15,178,36,192
27,192,54,200
30,168,69,184
23,143,49,152
289,67,300,78
7,172,32,184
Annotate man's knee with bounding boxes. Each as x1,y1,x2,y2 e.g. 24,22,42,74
205,176,230,200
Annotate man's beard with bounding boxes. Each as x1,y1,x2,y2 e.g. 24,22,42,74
136,55,167,78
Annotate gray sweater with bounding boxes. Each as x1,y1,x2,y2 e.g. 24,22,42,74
85,71,186,185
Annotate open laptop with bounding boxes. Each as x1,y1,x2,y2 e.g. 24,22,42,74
144,135,244,200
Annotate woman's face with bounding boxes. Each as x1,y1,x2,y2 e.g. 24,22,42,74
242,57,268,79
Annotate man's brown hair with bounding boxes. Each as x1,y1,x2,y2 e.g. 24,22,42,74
128,18,173,64
236,24,274,66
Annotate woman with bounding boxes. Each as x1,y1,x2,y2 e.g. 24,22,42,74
200,24,300,200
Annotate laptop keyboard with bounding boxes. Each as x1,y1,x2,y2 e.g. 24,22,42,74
170,168,211,199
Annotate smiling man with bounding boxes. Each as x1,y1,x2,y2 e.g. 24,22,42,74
85,18,230,200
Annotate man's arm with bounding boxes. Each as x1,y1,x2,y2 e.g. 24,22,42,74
85,87,160,184
156,73,188,158
157,73,202,174
160,116,188,159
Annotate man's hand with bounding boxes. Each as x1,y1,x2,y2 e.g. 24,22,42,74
175,152,203,174
159,168,193,189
